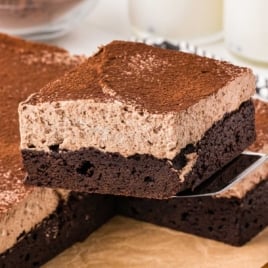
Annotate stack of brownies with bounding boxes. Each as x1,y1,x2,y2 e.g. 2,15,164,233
0,33,267,267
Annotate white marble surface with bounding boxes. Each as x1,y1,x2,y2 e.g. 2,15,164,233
49,0,268,78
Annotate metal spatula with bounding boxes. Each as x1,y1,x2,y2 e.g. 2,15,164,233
175,151,268,198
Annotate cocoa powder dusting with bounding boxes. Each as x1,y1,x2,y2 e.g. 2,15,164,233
27,41,252,114
0,33,83,215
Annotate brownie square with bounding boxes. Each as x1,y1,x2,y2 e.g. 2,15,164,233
19,41,256,199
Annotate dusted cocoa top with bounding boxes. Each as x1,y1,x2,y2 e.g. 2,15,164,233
27,40,254,113
0,33,82,215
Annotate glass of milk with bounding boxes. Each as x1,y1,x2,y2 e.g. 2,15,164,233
129,0,223,43
224,0,268,63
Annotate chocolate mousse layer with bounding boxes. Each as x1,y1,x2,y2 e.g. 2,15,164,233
117,99,268,245
0,33,114,267
19,41,256,199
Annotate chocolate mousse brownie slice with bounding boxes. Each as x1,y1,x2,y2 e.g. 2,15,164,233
19,41,256,199
0,34,115,268
117,99,268,246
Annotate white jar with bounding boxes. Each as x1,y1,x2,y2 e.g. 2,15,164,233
129,0,223,43
224,0,268,63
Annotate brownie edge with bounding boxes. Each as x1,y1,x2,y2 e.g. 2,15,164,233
0,193,115,268
117,180,268,246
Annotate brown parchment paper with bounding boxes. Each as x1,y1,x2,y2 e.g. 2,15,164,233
44,216,268,268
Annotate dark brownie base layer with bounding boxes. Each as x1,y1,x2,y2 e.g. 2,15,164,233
117,179,268,246
22,100,255,199
0,193,115,268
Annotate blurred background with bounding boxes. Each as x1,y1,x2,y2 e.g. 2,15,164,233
0,0,267,99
